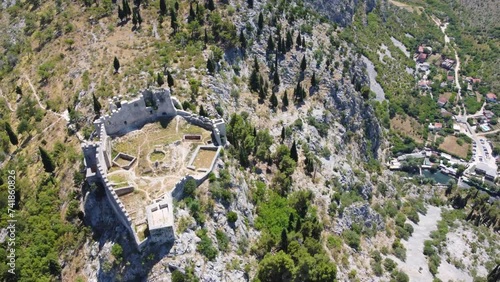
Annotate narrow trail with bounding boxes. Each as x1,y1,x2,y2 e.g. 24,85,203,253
24,74,70,121
0,88,15,112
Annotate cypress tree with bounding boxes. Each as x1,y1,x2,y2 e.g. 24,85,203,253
270,91,278,109
301,37,306,48
92,93,102,115
15,85,22,95
287,213,294,231
239,30,247,49
305,153,315,175
137,8,142,25
123,0,131,18
259,85,267,101
290,140,298,162
5,122,18,145
249,70,260,93
286,30,293,50
189,3,195,22
157,73,164,86
247,0,253,8
207,0,215,11
282,90,289,107
39,146,56,173
204,28,208,46
170,9,178,33
267,35,275,52
257,12,264,33
113,56,120,73
118,6,125,22
253,56,259,72
280,228,288,253
174,1,179,11
281,38,286,53
311,72,317,87
300,55,307,72
281,126,286,143
167,71,174,88
296,33,301,47
199,105,207,117
132,8,138,26
207,58,215,74
159,0,167,16
273,70,280,86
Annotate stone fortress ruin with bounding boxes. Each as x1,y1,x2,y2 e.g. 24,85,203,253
81,88,226,249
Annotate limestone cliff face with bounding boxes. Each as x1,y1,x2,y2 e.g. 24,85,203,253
304,0,378,26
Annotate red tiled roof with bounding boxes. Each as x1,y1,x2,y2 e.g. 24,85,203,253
434,123,443,128
486,93,497,99
418,46,424,53
438,96,448,103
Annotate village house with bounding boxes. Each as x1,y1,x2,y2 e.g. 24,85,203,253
418,80,432,90
428,122,442,131
486,93,497,103
417,45,424,53
417,53,428,63
441,58,455,70
437,96,448,107
447,75,454,82
483,110,495,120
475,163,497,181
418,63,430,72
472,78,482,84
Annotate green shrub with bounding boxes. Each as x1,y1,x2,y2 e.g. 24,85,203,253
227,211,238,223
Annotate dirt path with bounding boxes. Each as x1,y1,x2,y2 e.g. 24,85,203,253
392,205,442,281
0,88,15,112
24,74,70,121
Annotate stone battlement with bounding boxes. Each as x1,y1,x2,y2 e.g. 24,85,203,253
81,87,225,250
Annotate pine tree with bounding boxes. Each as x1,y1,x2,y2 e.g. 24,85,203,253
282,90,289,107
92,93,102,115
296,33,301,47
159,0,167,15
257,12,264,34
270,92,278,109
300,55,307,72
273,70,280,86
239,30,247,49
247,0,253,8
5,122,18,145
267,35,275,52
167,71,174,88
157,73,164,86
113,56,120,73
207,0,215,11
207,58,215,74
281,126,286,143
39,146,56,173
290,140,298,162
